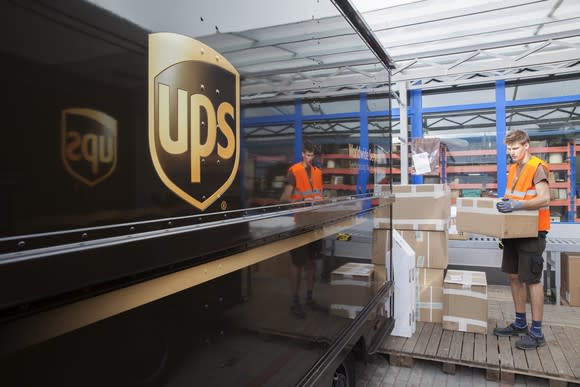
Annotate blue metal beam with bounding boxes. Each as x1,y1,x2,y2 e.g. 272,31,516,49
241,93,580,127
294,98,302,163
507,94,580,108
242,110,401,127
411,89,423,184
496,80,507,197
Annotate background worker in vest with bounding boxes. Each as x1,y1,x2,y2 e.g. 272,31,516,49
280,140,324,318
493,129,551,350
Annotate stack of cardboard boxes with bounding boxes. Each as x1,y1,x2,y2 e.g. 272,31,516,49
329,262,375,319
373,184,451,328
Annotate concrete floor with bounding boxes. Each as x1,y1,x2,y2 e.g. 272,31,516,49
355,354,570,387
356,355,580,387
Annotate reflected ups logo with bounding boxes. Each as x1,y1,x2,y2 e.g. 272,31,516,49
61,108,117,186
148,33,240,211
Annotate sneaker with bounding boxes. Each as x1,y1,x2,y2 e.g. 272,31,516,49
291,303,306,318
516,333,545,350
493,323,528,337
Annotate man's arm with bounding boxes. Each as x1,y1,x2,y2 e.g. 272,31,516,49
518,180,550,210
280,184,294,203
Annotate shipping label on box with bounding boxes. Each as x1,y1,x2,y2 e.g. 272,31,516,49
372,229,448,269
416,268,444,323
443,270,488,334
561,253,580,306
330,263,374,319
456,197,538,239
374,184,451,231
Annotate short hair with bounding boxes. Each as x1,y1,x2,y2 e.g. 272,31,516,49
504,129,530,145
303,139,315,153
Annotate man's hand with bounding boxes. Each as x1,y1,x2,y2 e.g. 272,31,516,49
496,198,523,213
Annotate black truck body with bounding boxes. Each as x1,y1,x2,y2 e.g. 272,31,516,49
0,1,394,386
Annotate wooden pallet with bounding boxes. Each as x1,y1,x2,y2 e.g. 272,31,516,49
379,320,580,386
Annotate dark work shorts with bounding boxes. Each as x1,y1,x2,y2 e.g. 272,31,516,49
291,240,323,266
501,232,547,284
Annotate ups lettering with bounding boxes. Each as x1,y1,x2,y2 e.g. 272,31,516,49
65,131,115,175
157,83,235,183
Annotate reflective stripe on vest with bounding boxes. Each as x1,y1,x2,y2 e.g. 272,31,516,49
505,156,550,231
289,163,323,201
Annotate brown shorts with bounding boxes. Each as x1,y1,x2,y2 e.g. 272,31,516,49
291,240,323,266
501,232,547,284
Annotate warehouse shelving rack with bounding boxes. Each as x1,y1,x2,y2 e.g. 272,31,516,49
441,144,578,222
242,89,580,222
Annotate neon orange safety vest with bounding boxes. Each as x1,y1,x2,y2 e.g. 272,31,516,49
505,156,550,232
288,162,323,201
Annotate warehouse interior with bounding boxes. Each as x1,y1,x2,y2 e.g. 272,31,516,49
2,0,580,386
84,0,580,274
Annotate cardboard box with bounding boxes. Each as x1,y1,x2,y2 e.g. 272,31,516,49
372,229,389,266
417,268,444,323
374,184,451,231
330,263,374,319
373,264,388,294
443,270,488,334
372,229,448,269
561,253,580,306
456,197,538,238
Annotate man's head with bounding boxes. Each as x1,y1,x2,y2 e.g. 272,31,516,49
504,129,530,163
302,140,316,167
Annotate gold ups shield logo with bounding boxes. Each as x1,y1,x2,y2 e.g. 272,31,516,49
61,108,117,186
149,33,240,211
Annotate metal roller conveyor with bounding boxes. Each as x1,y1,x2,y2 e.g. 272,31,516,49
449,235,580,305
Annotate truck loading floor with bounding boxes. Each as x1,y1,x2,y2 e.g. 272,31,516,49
377,285,580,386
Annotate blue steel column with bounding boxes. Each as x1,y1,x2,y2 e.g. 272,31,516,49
569,142,576,222
496,81,507,197
294,98,302,162
411,89,423,184
356,93,369,194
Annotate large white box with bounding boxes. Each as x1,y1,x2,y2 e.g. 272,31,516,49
389,229,417,338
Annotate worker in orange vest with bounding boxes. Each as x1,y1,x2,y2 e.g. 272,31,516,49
493,129,551,350
281,140,324,318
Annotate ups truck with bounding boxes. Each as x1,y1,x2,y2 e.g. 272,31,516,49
0,1,395,386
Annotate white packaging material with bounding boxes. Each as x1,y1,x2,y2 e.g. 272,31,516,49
389,229,417,338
